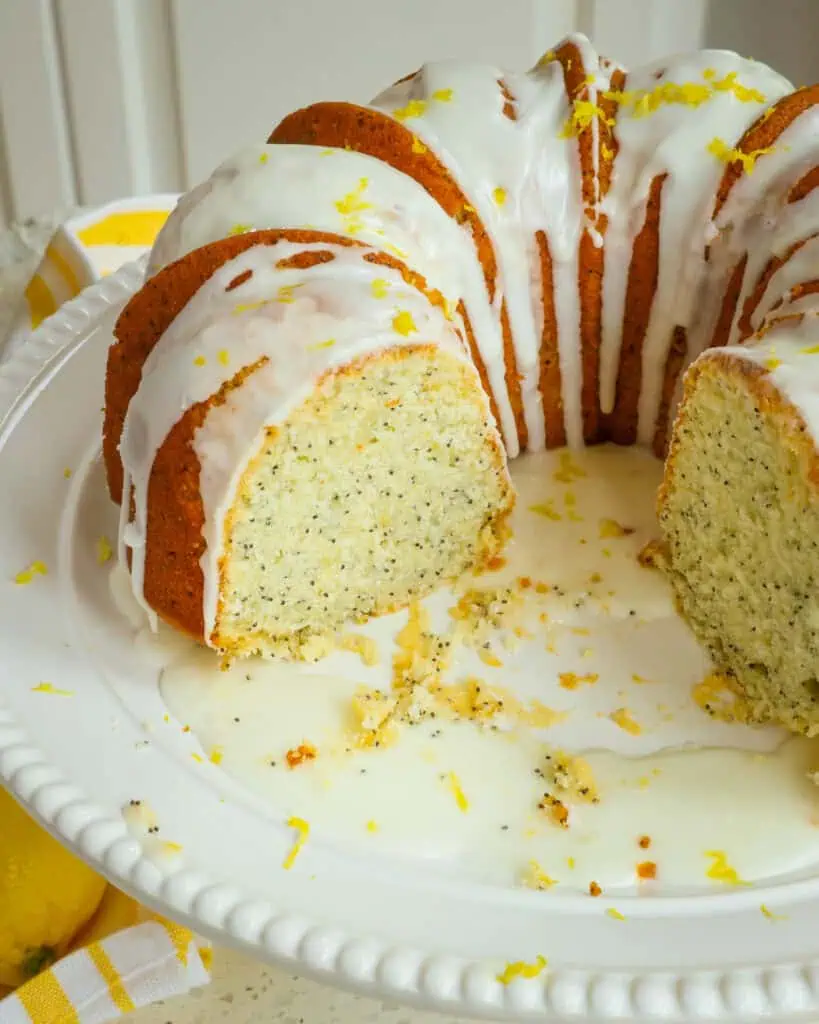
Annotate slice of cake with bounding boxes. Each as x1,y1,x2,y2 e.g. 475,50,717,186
104,230,514,659
658,333,819,735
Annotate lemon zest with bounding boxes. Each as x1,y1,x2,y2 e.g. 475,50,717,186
496,955,548,984
705,849,750,886
14,561,48,584
283,816,310,869
432,88,453,102
710,70,766,103
31,682,73,696
335,178,372,217
708,137,774,173
392,99,427,121
521,859,558,890
559,672,599,690
392,310,417,336
448,771,469,812
371,278,390,299
560,100,612,138
96,536,113,565
233,299,269,315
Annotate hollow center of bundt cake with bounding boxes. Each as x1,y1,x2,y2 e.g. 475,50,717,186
214,347,512,658
659,369,819,733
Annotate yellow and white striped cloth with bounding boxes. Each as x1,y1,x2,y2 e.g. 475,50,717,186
3,194,179,361
1,193,216,1023
0,919,210,1024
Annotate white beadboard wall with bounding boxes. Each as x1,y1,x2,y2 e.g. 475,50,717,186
0,0,817,225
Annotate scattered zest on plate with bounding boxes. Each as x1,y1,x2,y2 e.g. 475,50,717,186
496,954,548,985
282,816,310,869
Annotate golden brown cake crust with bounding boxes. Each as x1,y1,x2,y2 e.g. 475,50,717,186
712,84,819,222
105,228,454,642
269,100,531,449
605,172,665,445
551,42,623,445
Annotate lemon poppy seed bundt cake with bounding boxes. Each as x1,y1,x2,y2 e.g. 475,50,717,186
106,33,819,726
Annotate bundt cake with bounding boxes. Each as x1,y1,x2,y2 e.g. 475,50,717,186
105,33,819,694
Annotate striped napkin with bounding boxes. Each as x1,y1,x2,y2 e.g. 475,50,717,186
0,914,210,1024
0,193,215,1023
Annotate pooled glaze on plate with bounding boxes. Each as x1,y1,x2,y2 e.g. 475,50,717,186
114,447,819,894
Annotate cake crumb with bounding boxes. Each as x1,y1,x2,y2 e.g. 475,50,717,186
636,860,657,880
637,538,666,569
338,632,380,666
286,743,317,768
589,880,602,897
692,672,756,724
544,750,600,804
538,793,569,828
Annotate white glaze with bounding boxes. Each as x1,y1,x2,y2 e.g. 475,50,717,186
119,33,819,642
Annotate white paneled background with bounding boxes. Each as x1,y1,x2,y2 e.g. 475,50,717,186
0,0,818,225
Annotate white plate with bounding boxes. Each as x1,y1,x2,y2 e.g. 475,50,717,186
3,260,819,1022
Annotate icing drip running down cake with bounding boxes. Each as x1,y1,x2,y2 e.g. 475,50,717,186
104,34,819,729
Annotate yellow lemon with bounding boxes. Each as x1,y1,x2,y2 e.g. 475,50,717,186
0,786,107,988
69,886,142,949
